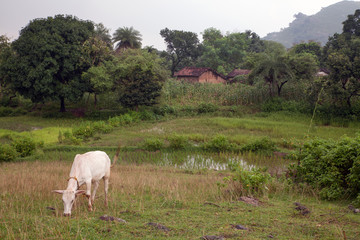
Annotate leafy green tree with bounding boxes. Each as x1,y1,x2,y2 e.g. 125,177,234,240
8,15,94,112
0,35,15,102
342,9,360,39
289,41,323,64
202,27,223,46
81,61,114,106
323,10,360,109
160,28,201,76
288,52,319,81
113,26,142,53
198,29,265,74
113,49,169,109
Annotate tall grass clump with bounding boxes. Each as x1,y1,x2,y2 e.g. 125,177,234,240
219,164,272,199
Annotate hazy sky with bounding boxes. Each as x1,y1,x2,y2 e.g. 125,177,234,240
0,0,349,50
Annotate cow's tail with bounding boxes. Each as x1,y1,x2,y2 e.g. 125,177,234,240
111,144,121,168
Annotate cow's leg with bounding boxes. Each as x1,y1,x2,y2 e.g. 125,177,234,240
91,180,100,205
85,181,92,211
104,176,109,207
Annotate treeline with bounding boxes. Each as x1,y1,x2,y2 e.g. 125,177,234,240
0,12,360,116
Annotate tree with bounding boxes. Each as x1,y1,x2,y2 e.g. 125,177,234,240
323,9,360,109
113,49,169,109
8,15,94,112
160,28,200,76
289,41,322,63
325,34,360,108
0,35,15,102
81,61,114,106
113,26,142,53
250,53,294,97
94,23,112,47
198,29,265,74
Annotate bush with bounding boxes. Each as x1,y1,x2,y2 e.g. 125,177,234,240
11,137,36,157
240,137,277,155
0,107,14,117
72,122,95,140
92,121,113,134
143,138,164,151
197,103,218,114
220,165,272,197
108,113,134,127
290,135,360,200
168,134,188,150
0,144,18,162
203,135,235,152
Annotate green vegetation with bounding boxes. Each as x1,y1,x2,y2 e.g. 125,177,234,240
1,8,360,239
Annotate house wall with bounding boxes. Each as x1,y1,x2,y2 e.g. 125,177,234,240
198,71,226,84
176,76,199,83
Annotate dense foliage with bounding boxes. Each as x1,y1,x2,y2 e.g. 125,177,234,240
291,135,360,202
8,15,94,112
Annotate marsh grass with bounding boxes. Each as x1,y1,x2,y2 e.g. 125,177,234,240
0,160,359,239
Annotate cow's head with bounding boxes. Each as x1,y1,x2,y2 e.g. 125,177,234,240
53,190,86,216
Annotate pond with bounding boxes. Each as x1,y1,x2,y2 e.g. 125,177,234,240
121,151,292,175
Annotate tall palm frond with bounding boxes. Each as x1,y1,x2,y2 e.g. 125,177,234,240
112,26,142,52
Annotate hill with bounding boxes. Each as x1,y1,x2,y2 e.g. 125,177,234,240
263,0,360,48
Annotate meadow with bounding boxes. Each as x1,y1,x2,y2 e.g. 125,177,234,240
1,110,360,239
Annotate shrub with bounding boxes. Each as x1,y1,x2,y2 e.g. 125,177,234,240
92,121,113,134
0,107,13,117
203,135,235,152
72,122,95,140
240,137,277,155
168,134,188,150
220,165,272,197
11,137,36,157
0,144,18,162
290,135,360,200
197,103,218,114
143,138,164,151
138,110,158,121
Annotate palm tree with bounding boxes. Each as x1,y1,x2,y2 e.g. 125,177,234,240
250,53,294,97
112,26,142,53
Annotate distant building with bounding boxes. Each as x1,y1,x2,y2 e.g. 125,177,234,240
174,67,226,84
226,69,251,83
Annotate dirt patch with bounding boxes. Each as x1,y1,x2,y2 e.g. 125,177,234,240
239,196,261,206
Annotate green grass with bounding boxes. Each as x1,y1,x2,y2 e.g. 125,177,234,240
1,112,360,239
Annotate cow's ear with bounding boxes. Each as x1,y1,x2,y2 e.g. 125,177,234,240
75,190,86,195
52,190,64,194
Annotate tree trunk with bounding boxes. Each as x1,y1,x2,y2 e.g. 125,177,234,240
60,97,66,112
94,94,98,107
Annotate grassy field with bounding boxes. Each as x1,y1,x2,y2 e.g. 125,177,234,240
0,112,360,239
1,160,359,239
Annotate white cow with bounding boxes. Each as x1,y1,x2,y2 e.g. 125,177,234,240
53,150,119,216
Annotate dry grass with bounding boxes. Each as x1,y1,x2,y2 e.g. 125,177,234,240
1,160,359,239
0,160,223,211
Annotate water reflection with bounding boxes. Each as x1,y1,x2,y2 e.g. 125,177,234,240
161,154,256,171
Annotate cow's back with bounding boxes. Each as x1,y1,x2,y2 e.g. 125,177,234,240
70,151,111,181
